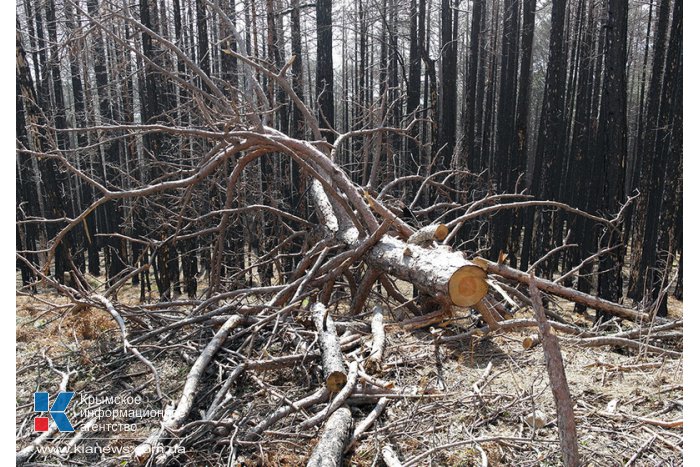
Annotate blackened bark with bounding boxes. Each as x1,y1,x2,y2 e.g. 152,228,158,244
463,0,482,172
88,0,127,287
196,0,210,76
528,0,567,275
491,0,519,258
651,0,682,317
316,0,335,142
596,0,628,320
16,28,73,284
627,0,671,299
437,0,457,169
508,0,535,265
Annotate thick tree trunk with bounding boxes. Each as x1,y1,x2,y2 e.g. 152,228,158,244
528,0,567,275
367,237,488,307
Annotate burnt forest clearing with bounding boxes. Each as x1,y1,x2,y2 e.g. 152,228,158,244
15,0,683,465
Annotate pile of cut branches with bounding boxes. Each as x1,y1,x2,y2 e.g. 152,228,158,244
15,7,682,464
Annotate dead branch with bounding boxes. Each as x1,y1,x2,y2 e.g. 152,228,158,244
381,444,403,467
345,397,389,452
478,258,648,321
306,406,353,467
366,305,387,373
312,303,348,392
133,314,242,462
300,361,359,429
244,388,330,441
407,224,449,245
529,274,580,467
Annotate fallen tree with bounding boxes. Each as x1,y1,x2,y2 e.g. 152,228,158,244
15,6,681,466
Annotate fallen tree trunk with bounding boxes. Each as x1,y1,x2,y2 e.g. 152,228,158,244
477,258,648,322
282,130,489,311
368,236,488,307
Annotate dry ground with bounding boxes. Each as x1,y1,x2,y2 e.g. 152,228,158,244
16,277,682,466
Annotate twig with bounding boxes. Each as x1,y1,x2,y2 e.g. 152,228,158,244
244,388,329,441
92,295,164,400
472,361,493,395
344,397,389,452
402,436,560,467
133,314,242,462
624,433,656,466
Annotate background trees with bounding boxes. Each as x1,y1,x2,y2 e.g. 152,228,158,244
16,0,681,314
15,1,683,464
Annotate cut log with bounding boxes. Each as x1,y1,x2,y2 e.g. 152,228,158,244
366,305,386,373
522,334,541,350
368,236,488,307
303,152,486,310
300,362,358,429
312,303,348,392
477,258,648,322
306,406,353,467
392,309,451,331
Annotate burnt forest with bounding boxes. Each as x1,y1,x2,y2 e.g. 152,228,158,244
15,0,683,465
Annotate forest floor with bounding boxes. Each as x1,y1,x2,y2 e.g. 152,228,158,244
16,276,683,466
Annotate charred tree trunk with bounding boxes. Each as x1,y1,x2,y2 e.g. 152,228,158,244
437,0,457,169
16,28,74,284
490,0,519,258
464,0,483,172
524,0,567,275
627,0,671,300
595,0,628,320
651,0,682,317
507,0,536,265
316,0,335,142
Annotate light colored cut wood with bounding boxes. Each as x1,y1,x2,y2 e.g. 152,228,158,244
366,305,386,373
523,334,541,349
367,236,488,307
449,266,489,307
312,303,348,392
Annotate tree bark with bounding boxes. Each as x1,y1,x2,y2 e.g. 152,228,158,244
306,406,353,467
312,303,348,392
